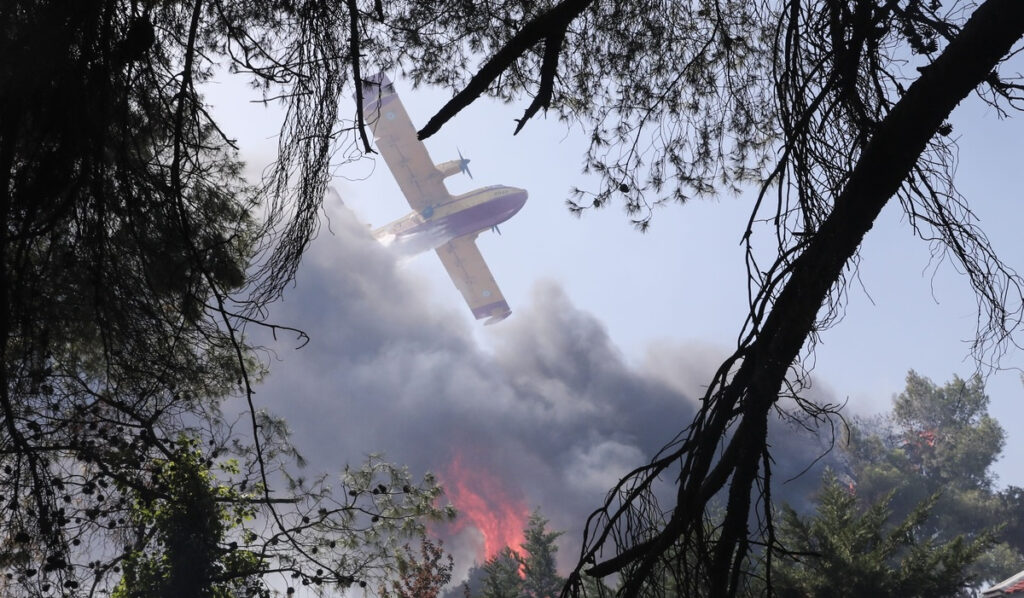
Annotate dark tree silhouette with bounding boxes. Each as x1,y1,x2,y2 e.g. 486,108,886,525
7,0,1024,596
771,470,994,598
0,0,450,595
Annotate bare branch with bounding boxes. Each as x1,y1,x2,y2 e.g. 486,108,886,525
513,26,566,135
418,0,594,139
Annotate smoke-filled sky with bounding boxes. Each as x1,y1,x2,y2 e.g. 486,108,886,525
205,67,1024,577
250,205,840,575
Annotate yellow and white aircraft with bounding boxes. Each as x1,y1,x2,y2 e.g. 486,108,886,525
358,74,527,325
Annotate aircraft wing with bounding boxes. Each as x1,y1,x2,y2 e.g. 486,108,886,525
435,235,511,325
360,74,449,212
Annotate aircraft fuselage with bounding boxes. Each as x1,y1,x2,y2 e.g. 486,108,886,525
374,185,527,255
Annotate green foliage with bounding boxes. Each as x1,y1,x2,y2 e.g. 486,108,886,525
850,372,1004,502
519,509,565,598
481,547,524,598
845,372,1023,586
0,0,271,591
452,561,489,598
998,486,1024,553
458,508,566,598
380,539,455,598
105,441,451,598
112,439,264,598
891,372,1005,490
772,470,994,598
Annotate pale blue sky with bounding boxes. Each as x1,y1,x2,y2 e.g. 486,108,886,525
205,69,1024,497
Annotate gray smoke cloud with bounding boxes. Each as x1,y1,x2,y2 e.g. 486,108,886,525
251,205,840,577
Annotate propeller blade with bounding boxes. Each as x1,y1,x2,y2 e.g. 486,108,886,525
457,147,473,179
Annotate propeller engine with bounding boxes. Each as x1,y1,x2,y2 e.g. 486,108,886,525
435,151,474,180
457,148,472,179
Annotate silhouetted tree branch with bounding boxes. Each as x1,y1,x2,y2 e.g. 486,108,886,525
417,0,594,140
348,0,374,153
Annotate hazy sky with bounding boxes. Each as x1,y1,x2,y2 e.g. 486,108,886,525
204,68,1023,573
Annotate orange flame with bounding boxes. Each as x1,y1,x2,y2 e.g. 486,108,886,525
441,452,529,561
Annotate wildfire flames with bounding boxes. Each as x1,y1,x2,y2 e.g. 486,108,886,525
441,452,529,561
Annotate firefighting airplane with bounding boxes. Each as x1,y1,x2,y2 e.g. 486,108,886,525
357,74,527,324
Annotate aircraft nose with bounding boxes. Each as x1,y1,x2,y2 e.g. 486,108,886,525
493,187,528,221
512,188,528,210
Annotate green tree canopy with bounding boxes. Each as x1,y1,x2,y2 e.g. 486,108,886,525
380,538,455,598
772,470,994,598
111,439,262,598
850,372,1005,514
481,547,524,598
458,511,565,598
520,509,566,598
844,371,1021,588
892,372,1005,490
